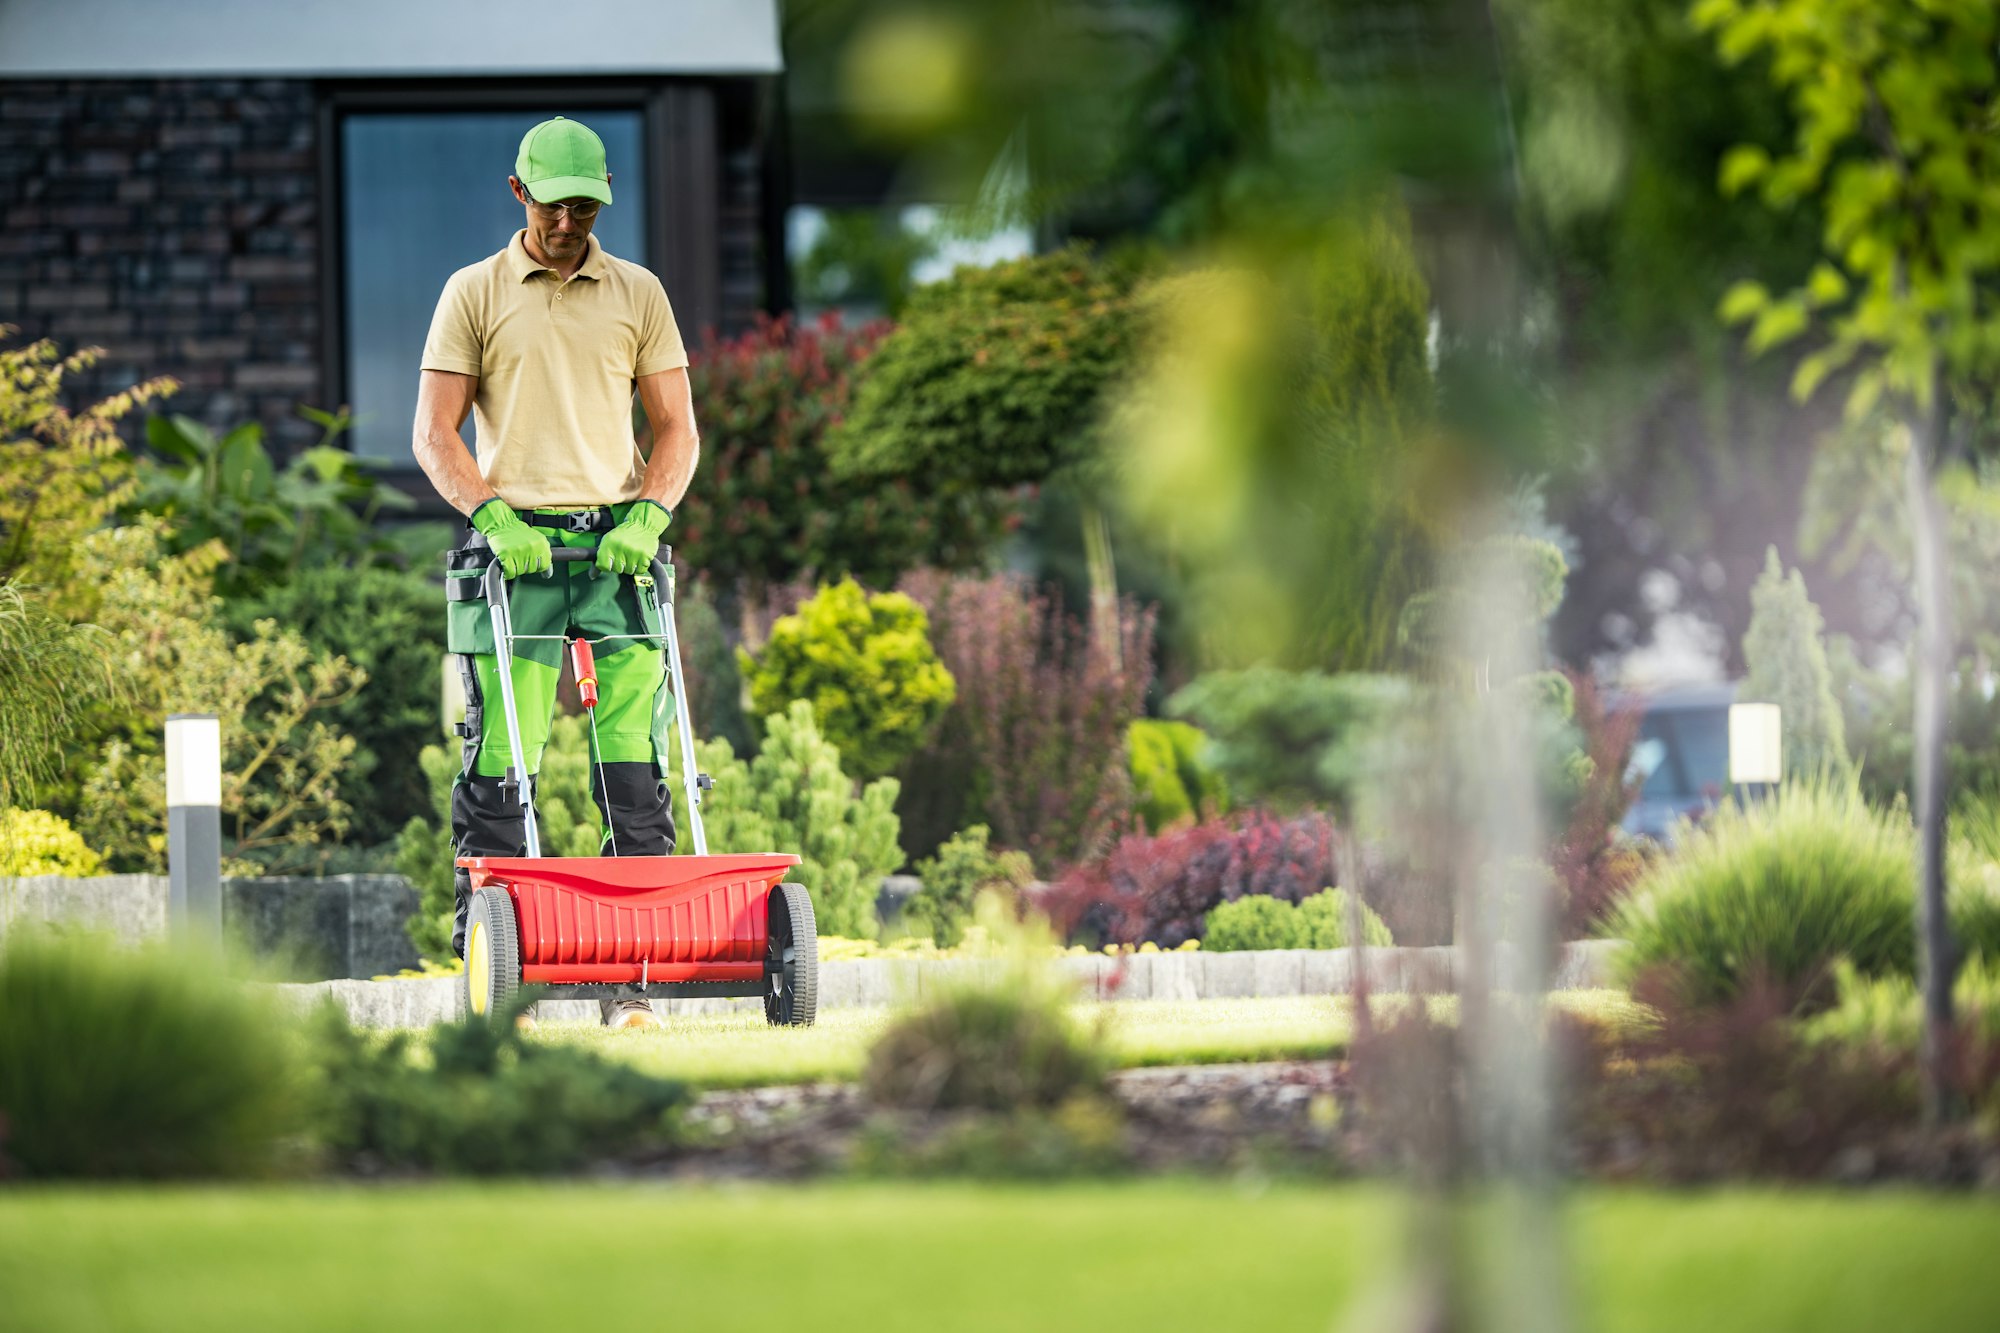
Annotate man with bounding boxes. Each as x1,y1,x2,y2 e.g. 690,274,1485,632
412,115,700,1029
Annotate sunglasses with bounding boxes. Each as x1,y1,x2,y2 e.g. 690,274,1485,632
522,188,602,222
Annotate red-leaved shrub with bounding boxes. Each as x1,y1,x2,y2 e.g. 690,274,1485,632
1042,811,1351,947
681,314,1014,598
900,572,1155,875
1550,671,1645,935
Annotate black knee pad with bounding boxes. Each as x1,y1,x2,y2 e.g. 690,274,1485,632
590,761,676,856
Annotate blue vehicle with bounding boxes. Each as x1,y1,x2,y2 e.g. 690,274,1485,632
1620,682,1737,843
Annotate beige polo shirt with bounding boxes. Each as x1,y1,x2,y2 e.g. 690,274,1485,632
420,230,688,508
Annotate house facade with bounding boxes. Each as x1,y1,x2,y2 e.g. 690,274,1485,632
0,0,788,497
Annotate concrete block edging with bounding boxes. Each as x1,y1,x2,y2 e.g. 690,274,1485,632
274,940,1629,1029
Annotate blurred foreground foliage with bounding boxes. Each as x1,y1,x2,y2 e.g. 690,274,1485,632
309,998,687,1175
0,931,304,1178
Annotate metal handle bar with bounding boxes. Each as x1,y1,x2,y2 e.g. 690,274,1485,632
474,540,707,858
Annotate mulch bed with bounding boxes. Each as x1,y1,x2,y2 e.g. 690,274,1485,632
608,1058,2000,1186
617,1060,1355,1181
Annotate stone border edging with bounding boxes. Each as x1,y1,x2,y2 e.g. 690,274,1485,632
272,940,1627,1029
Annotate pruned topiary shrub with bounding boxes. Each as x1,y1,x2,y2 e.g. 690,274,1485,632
1203,889,1392,952
1296,889,1393,949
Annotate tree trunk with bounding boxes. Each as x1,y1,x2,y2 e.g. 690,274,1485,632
1080,499,1122,672
1905,394,1959,1126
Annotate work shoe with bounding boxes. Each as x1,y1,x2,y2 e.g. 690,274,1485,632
603,998,661,1030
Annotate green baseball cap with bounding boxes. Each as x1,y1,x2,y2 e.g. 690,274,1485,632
516,116,613,206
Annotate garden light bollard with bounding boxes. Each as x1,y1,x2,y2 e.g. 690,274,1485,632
165,712,223,945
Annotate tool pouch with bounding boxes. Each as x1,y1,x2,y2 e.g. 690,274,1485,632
443,539,496,655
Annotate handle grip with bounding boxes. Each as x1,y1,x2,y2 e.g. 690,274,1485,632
548,546,673,587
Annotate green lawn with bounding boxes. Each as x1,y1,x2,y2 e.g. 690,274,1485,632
1,1183,1994,1332
532,990,1648,1089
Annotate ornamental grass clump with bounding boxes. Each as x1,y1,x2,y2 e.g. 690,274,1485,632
1608,780,1913,1006
863,982,1111,1112
0,930,303,1178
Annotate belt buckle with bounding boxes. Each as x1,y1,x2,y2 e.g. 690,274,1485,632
565,509,600,533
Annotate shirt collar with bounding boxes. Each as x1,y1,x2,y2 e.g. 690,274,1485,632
506,229,606,282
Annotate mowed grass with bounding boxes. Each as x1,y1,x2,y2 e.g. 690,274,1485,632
530,990,1649,1089
3,1183,1997,1333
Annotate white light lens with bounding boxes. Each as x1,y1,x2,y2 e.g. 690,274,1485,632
1728,702,1783,786
165,713,222,808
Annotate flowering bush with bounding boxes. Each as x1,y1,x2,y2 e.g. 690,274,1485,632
900,572,1154,874
679,314,1014,598
1043,810,1357,948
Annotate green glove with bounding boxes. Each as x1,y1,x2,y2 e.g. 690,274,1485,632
596,500,671,576
469,499,552,579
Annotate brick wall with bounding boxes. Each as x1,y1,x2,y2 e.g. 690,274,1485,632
0,76,769,459
0,78,325,453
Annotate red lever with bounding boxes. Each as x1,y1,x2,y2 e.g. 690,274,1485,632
569,638,598,709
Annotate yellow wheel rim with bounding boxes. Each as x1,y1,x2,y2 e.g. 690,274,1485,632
467,919,490,1015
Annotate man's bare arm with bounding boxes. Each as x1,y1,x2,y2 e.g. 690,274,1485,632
634,366,700,510
411,369,494,515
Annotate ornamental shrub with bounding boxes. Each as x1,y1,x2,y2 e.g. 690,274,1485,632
0,331,172,611
672,700,902,938
1169,667,1409,814
0,930,303,1177
740,578,956,781
0,808,103,877
68,521,363,874
679,314,1012,598
1127,719,1228,832
900,571,1154,874
308,999,687,1174
228,563,444,848
1046,810,1366,948
828,245,1150,496
129,406,414,602
903,824,1036,947
1201,895,1301,951
1202,889,1393,952
1296,888,1394,949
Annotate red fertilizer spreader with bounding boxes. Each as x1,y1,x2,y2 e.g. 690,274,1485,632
457,548,817,1026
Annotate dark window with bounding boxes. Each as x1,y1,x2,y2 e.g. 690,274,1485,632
339,110,648,462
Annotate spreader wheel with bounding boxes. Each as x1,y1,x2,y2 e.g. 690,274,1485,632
461,886,520,1021
764,881,819,1027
